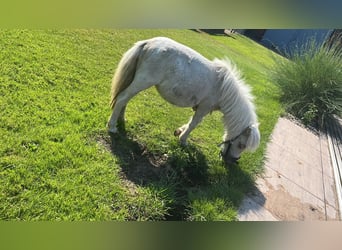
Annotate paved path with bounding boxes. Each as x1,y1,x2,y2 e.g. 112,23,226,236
238,117,340,221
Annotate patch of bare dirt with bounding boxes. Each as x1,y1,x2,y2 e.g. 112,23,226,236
263,184,326,220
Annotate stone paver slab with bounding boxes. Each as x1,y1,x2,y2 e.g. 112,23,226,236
238,117,340,221
238,196,278,221
265,143,325,201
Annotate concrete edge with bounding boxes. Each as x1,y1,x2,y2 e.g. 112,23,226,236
327,132,342,220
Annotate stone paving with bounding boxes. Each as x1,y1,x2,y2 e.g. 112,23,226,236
238,117,340,221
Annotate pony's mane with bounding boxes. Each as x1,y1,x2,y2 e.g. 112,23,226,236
214,58,259,151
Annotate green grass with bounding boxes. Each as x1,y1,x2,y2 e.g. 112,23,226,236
0,30,283,221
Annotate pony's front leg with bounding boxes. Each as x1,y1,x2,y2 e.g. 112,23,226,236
174,124,188,137
175,107,210,146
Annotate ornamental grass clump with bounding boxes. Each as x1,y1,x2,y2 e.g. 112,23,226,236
272,36,342,128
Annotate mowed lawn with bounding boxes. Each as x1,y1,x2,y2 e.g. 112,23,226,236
0,30,283,220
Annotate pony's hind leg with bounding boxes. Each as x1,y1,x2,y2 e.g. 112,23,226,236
108,103,124,134
108,79,153,134
108,89,136,134
117,105,127,131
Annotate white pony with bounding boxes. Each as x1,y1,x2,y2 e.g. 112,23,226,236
108,37,260,165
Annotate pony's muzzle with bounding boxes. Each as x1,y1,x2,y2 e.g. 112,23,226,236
225,156,240,165
220,149,240,166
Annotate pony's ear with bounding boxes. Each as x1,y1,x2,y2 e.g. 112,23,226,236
245,123,259,136
243,127,252,136
245,124,260,152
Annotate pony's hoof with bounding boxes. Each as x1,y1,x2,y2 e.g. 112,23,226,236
179,139,188,147
174,129,182,136
108,127,118,135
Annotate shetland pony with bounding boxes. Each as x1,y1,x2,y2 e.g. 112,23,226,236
108,37,260,164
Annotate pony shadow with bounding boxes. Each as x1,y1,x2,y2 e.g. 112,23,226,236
198,162,264,218
105,132,211,220
236,180,267,219
103,132,260,220
108,132,210,186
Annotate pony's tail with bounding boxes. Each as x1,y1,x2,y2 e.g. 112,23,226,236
110,40,147,108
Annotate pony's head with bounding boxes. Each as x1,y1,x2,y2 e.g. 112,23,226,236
220,124,260,165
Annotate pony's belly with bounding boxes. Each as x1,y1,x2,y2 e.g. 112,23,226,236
155,84,200,107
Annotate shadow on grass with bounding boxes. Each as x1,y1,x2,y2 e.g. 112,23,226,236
100,131,261,220
108,132,209,186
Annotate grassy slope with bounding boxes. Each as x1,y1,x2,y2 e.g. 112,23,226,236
0,30,283,220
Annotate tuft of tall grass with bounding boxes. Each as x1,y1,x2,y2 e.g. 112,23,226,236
272,36,342,128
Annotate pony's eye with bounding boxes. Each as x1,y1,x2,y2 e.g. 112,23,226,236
238,142,246,150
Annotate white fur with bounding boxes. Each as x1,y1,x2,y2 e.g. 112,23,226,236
214,58,260,151
108,37,260,153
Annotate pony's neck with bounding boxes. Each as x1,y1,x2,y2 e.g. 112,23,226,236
215,60,257,140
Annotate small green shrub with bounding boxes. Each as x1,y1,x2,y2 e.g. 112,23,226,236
272,36,342,127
